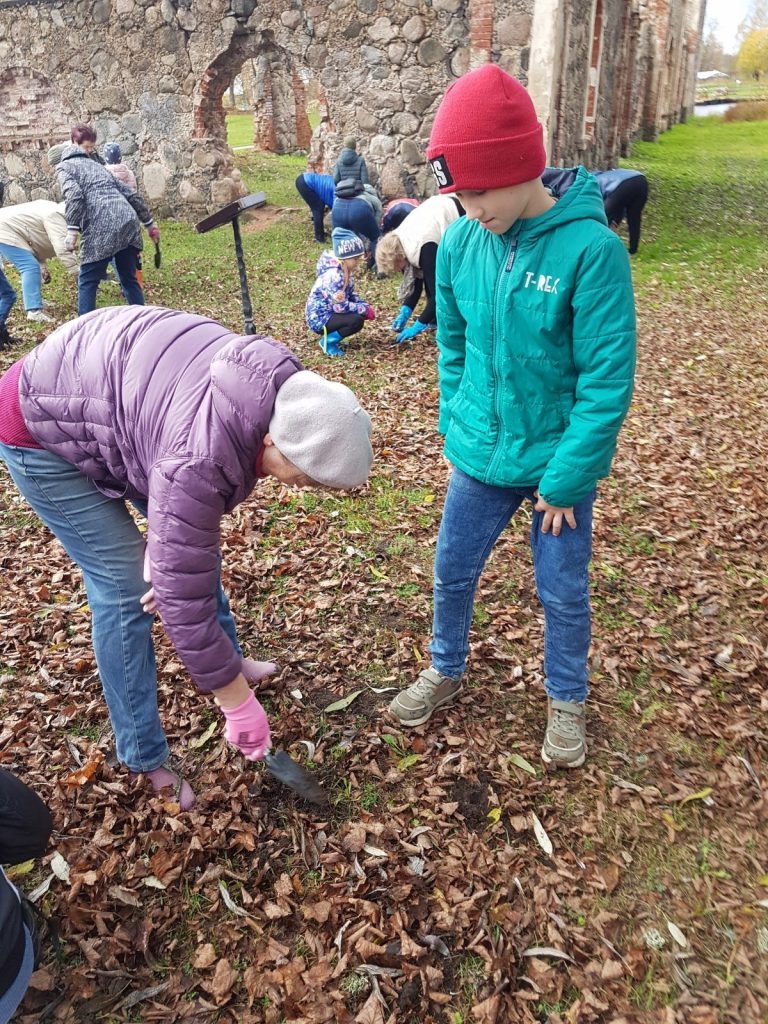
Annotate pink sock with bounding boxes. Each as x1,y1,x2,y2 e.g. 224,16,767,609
145,763,196,810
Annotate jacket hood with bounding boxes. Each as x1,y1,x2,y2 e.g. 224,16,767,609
517,166,607,242
315,249,341,276
337,148,359,166
60,144,90,162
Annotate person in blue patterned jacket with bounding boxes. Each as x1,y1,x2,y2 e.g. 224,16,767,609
305,228,375,357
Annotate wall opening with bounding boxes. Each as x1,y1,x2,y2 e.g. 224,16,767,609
582,0,604,143
195,35,316,157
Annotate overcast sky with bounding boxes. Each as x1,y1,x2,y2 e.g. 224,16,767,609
703,0,751,50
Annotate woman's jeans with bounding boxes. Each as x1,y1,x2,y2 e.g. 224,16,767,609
331,198,380,258
0,443,241,772
430,468,594,703
0,244,42,311
78,247,144,315
0,265,16,324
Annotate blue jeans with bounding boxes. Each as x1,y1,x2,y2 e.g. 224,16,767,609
331,198,380,259
0,264,16,324
0,913,34,1023
0,443,241,772
78,247,144,315
430,468,594,702
0,244,41,311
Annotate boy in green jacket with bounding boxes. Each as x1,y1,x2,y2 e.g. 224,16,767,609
388,64,636,768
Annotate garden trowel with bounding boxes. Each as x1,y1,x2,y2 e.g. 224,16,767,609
263,748,328,805
153,241,162,268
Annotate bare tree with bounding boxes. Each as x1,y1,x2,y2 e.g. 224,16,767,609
700,19,728,67
736,0,768,47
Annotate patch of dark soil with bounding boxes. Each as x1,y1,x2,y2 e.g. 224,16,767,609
448,770,491,831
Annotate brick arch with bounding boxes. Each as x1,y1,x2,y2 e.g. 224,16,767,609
193,34,311,155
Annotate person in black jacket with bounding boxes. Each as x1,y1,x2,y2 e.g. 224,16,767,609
542,166,648,254
331,137,369,186
594,169,648,255
0,768,52,1022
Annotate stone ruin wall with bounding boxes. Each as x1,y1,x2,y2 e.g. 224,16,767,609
0,0,703,220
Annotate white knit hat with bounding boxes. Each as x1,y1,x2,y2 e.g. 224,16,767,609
268,371,373,489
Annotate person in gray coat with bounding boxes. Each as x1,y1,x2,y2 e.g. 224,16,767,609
56,126,159,315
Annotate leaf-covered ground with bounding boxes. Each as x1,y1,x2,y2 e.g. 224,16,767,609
1,126,767,1024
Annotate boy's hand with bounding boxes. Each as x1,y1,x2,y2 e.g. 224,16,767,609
534,493,576,536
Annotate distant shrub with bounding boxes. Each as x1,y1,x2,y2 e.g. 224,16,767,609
723,101,768,122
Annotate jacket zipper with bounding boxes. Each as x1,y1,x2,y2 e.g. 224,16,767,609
489,226,522,477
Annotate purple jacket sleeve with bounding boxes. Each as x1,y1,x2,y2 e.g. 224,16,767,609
146,458,243,692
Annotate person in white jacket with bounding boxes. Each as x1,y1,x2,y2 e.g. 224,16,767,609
0,199,79,324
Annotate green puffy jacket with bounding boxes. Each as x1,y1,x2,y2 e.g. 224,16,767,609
436,167,636,508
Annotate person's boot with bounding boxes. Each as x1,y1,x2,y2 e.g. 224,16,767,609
0,323,18,350
318,330,345,357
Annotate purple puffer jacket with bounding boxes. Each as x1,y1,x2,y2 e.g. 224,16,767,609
19,305,302,691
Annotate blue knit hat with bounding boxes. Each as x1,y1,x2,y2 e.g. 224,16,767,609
103,143,122,165
332,227,364,260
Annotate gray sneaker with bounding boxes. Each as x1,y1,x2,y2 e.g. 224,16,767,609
26,308,54,323
541,698,587,768
388,666,462,727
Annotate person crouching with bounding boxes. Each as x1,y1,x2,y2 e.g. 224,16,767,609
305,227,376,358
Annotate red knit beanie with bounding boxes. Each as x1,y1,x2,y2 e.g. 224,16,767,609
427,64,546,192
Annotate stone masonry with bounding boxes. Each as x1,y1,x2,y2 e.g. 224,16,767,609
0,0,704,219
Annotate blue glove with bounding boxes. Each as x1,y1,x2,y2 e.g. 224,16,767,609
390,305,413,331
396,320,429,344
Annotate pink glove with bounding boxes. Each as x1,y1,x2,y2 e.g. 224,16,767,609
147,225,160,243
220,691,271,761
365,305,376,320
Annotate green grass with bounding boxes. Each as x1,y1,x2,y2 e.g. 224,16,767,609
226,105,321,150
622,118,768,295
226,112,255,149
695,81,768,102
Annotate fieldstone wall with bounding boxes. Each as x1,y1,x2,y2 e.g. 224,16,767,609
0,0,703,220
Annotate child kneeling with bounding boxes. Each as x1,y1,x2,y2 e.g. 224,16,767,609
305,228,375,358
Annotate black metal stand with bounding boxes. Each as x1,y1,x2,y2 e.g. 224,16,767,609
230,216,254,334
195,192,267,336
